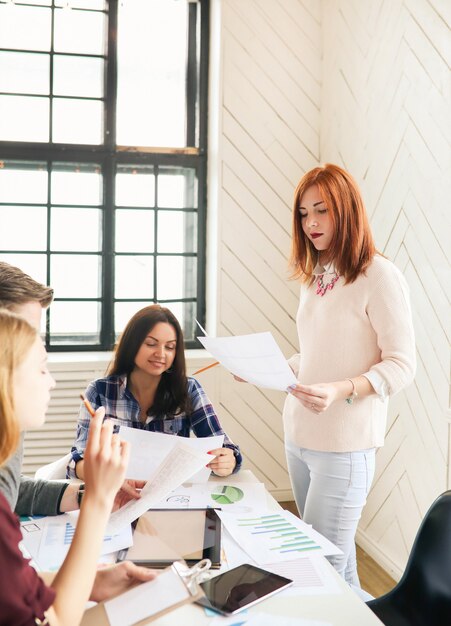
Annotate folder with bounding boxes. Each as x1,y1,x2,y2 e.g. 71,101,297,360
81,559,211,626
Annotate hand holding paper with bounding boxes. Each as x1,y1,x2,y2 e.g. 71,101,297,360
106,441,212,534
197,332,297,391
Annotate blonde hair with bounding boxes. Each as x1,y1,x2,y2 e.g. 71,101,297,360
0,262,54,309
0,309,37,466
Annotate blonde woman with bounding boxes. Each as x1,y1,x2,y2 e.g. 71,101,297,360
0,309,156,625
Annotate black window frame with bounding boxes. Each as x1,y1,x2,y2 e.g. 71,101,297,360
0,0,209,351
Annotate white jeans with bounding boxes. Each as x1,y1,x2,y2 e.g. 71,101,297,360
285,441,376,587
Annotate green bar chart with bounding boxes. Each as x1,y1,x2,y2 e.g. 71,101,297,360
237,513,321,555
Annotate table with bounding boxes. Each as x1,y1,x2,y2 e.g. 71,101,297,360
84,470,383,625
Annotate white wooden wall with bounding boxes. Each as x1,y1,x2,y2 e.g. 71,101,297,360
320,0,451,579
204,0,322,499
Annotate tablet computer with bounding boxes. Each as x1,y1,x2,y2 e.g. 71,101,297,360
117,508,221,569
196,563,293,615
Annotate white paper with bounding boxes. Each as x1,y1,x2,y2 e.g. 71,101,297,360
198,332,297,391
104,567,190,626
35,512,133,571
217,509,342,565
151,481,269,514
106,441,212,534
118,425,223,483
263,556,342,596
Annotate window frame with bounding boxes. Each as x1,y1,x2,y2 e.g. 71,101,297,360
0,0,209,351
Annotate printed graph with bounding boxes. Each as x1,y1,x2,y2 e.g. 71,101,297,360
64,522,76,545
236,513,321,556
64,522,113,545
211,485,244,505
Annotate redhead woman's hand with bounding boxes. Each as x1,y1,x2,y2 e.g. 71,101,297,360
287,382,339,414
83,406,130,509
207,447,236,476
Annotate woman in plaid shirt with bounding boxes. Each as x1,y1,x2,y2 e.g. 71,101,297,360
69,305,242,484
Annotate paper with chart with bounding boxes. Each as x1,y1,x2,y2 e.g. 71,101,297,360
151,481,269,513
220,526,341,597
197,332,297,391
263,557,342,596
106,442,212,534
217,509,342,565
117,425,223,483
35,512,132,571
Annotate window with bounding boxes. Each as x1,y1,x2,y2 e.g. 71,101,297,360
0,0,209,349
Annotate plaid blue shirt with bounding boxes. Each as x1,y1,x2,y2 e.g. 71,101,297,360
68,375,242,478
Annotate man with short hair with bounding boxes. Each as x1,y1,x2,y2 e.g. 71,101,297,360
0,261,141,515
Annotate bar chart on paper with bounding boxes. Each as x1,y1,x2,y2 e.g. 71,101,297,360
217,510,341,565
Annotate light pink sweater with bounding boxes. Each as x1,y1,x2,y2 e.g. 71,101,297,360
283,255,416,452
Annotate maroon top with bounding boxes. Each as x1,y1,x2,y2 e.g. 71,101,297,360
0,491,55,625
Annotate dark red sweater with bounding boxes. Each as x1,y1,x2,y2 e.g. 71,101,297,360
0,492,55,625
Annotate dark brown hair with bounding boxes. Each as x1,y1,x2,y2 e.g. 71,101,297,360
290,163,376,283
108,305,189,418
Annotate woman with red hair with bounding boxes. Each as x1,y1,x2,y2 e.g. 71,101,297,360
284,164,416,593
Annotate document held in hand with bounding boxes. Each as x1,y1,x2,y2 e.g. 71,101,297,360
198,331,297,391
106,441,212,534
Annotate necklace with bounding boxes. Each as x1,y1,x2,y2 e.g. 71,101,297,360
316,271,340,296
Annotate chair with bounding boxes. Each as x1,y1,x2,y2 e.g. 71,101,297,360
35,452,72,480
366,490,451,626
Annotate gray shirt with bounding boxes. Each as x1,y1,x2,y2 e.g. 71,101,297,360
0,435,68,516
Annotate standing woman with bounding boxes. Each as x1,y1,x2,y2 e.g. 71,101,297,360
0,310,156,625
69,305,241,482
284,164,416,590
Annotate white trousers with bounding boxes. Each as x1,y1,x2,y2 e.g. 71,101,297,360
285,441,376,587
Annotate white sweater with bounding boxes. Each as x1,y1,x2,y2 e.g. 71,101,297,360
283,255,416,452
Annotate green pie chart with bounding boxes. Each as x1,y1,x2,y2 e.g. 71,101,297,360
211,485,244,505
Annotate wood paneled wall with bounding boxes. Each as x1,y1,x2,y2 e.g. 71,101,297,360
320,0,450,579
204,0,322,500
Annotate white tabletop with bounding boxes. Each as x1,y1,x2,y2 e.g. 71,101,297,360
82,469,383,625
150,470,383,625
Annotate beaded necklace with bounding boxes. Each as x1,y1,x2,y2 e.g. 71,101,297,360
316,271,340,296
314,260,340,296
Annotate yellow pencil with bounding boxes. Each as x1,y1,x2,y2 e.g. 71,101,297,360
192,361,220,376
80,393,96,417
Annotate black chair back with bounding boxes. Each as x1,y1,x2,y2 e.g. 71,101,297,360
367,490,451,626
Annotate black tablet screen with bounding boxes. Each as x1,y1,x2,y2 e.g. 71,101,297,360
199,563,292,615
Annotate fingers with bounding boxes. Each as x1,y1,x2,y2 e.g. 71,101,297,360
84,406,106,455
132,480,147,490
120,479,142,499
287,384,327,414
121,561,157,583
207,448,235,475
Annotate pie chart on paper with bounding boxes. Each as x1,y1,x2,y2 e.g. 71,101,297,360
211,485,244,505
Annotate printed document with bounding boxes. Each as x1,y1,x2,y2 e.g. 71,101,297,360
106,442,211,534
198,331,297,391
117,425,223,483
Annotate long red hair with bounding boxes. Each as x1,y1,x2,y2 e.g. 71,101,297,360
290,163,376,283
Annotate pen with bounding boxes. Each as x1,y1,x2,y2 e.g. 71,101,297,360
80,393,96,417
193,361,220,376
